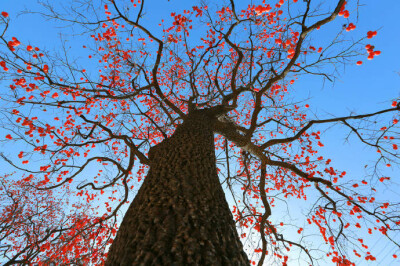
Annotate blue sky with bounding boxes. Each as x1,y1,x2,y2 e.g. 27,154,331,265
1,0,399,265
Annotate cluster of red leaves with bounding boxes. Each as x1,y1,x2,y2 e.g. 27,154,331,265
7,37,20,52
365,44,380,60
0,173,113,265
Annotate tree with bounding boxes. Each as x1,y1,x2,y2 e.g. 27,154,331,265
0,0,399,265
0,173,113,265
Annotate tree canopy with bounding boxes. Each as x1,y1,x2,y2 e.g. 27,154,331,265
0,0,399,265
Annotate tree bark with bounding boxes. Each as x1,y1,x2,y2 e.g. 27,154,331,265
106,110,249,265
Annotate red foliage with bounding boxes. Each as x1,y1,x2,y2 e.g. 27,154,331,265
0,0,399,265
0,173,113,265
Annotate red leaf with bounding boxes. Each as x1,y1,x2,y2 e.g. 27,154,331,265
367,30,377,39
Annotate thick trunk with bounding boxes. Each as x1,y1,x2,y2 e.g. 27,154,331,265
106,110,249,265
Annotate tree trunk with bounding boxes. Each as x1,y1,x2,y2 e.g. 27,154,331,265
106,110,249,265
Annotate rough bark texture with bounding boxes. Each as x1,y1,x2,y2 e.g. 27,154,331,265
106,110,249,265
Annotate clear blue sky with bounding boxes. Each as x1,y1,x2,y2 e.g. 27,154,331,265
1,0,399,265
